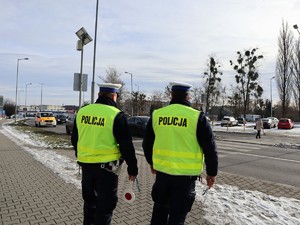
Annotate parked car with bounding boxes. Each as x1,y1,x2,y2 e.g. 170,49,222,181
278,118,294,129
221,116,238,127
35,112,57,127
127,116,150,137
267,117,279,127
65,114,76,134
237,117,246,124
262,118,276,129
55,113,67,124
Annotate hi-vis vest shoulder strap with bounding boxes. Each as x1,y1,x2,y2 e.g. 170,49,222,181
76,104,121,163
152,104,204,175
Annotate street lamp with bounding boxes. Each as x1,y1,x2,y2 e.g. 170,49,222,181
293,24,300,35
76,27,93,108
270,76,275,117
124,71,133,116
135,84,140,116
15,57,29,123
39,83,44,111
25,82,32,108
91,0,99,103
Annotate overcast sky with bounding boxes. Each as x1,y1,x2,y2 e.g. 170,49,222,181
1,0,300,106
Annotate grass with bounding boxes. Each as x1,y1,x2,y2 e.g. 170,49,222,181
9,120,73,150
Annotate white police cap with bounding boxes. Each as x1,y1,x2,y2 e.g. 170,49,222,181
98,83,122,93
169,82,193,91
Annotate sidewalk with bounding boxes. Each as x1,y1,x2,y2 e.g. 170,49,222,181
1,121,299,225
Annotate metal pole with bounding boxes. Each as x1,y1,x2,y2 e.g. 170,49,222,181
79,44,84,108
14,58,28,123
130,73,133,116
270,76,275,117
91,0,99,103
39,83,44,111
25,83,32,108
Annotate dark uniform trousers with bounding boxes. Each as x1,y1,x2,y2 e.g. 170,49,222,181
81,164,118,225
151,171,197,225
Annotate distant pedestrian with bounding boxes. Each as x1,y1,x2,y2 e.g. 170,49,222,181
255,118,263,139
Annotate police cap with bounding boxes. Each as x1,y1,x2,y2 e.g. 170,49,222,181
98,83,122,93
169,82,193,91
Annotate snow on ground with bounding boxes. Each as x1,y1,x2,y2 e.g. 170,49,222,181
1,123,300,225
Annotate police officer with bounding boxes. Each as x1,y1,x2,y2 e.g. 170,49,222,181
143,82,218,225
71,83,138,225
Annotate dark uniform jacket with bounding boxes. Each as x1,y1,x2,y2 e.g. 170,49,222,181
71,96,138,176
143,99,218,177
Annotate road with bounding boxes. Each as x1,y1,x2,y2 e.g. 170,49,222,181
26,119,300,187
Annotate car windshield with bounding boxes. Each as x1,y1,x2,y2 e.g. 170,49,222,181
223,118,230,121
41,113,53,117
280,119,288,122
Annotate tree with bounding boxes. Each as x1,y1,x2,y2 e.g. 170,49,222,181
292,36,300,120
230,48,264,118
3,99,15,117
98,67,126,106
203,57,223,114
276,20,294,117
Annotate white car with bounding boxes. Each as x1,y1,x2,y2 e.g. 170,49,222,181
221,116,238,127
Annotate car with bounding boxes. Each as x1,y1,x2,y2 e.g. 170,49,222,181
237,117,246,124
66,114,76,134
55,113,67,124
267,117,279,127
127,116,150,137
262,118,276,129
221,116,238,127
35,112,57,127
278,118,294,129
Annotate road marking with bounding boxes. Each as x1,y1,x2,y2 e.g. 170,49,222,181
228,151,300,163
217,142,261,149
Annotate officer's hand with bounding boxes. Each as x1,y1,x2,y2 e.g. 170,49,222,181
150,166,156,174
128,175,135,181
206,175,216,188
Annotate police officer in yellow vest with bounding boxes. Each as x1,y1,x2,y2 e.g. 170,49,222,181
71,83,138,225
143,82,218,225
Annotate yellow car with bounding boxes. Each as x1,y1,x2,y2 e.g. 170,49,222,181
35,112,57,127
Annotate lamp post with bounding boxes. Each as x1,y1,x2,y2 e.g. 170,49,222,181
76,27,93,108
135,84,140,116
39,83,44,111
91,0,99,103
15,57,29,123
124,71,133,116
270,76,275,117
293,24,300,35
25,82,32,108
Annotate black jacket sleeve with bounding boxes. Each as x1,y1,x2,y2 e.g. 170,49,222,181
71,116,78,157
197,113,218,176
142,117,155,165
113,112,138,176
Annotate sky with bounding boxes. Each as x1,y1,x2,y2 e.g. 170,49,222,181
1,0,300,106
1,122,300,224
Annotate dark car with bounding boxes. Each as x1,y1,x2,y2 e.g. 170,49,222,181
66,114,76,134
127,116,150,137
55,113,67,124
237,117,246,124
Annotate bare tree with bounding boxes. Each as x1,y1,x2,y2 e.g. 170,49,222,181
98,67,126,106
203,57,223,114
189,85,203,110
292,37,300,120
276,20,294,117
230,48,264,118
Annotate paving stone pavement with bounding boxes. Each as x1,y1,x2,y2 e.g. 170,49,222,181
1,120,299,225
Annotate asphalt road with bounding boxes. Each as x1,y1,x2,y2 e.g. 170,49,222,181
25,118,300,187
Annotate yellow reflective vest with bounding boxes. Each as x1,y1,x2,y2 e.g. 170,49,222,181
76,104,121,163
152,104,204,175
